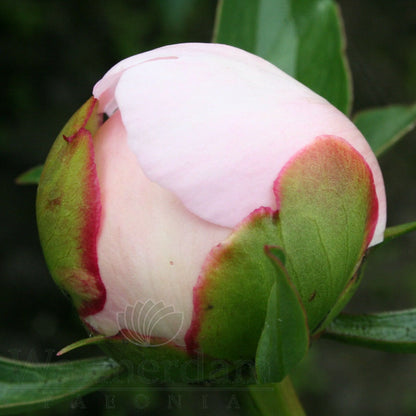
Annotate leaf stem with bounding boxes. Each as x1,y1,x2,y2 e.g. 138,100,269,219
249,377,306,416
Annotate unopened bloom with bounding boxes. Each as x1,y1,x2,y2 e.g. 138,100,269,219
37,43,386,378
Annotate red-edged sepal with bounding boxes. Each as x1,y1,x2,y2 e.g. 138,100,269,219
36,97,105,316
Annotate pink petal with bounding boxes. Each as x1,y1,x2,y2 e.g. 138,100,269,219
94,43,386,246
84,111,230,346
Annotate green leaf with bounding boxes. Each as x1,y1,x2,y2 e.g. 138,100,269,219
15,165,43,185
0,356,122,414
323,309,416,353
255,246,309,383
383,221,416,243
354,104,416,157
213,0,351,114
156,0,196,30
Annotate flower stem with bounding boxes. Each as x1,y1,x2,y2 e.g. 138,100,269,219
249,377,306,416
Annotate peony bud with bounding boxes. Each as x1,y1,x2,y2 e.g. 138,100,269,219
36,43,386,381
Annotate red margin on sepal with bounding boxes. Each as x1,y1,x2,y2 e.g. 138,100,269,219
185,207,275,355
75,127,106,317
77,99,106,316
62,97,101,143
273,135,379,250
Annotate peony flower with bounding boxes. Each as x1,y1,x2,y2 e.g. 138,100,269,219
36,43,386,378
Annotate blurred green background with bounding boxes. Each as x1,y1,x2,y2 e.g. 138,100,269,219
1,0,416,415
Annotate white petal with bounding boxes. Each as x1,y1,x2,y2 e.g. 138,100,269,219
84,111,231,345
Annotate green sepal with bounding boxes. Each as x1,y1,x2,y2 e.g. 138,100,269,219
313,255,366,334
191,208,282,360
275,137,378,331
323,309,416,353
255,247,309,383
17,97,102,188
15,165,43,185
353,103,416,157
36,97,104,316
192,137,377,360
100,338,242,385
59,96,102,140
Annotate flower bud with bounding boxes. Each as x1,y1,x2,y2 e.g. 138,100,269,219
37,43,386,381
